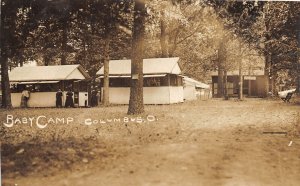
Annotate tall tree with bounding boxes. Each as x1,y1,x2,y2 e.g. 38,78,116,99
0,0,20,108
297,17,300,93
59,0,70,65
147,0,206,57
208,1,300,95
1,0,39,108
216,34,230,98
128,0,146,115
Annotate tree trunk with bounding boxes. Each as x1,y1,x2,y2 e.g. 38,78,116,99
168,30,179,57
238,65,243,99
217,65,224,98
1,57,12,109
224,70,228,100
19,58,24,67
296,17,300,94
264,53,271,96
60,0,70,66
0,0,12,109
273,72,279,95
269,54,275,95
103,37,110,106
263,5,273,97
61,25,67,65
217,39,226,98
238,43,243,100
160,11,168,58
44,55,50,66
128,0,146,115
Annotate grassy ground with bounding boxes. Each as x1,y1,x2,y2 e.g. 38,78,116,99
1,98,300,186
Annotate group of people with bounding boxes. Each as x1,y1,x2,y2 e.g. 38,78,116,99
20,87,99,108
56,89,75,108
57,89,99,108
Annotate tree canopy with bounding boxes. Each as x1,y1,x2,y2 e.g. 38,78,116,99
1,0,300,108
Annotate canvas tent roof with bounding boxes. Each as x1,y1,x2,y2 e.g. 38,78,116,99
96,57,181,76
9,65,90,82
183,76,210,89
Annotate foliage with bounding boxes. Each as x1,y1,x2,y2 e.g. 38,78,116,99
207,0,300,91
1,0,300,107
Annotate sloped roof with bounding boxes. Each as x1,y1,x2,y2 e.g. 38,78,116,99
211,69,265,76
9,65,90,82
183,76,210,89
96,57,181,75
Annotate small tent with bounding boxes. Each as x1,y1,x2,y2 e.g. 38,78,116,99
183,76,210,101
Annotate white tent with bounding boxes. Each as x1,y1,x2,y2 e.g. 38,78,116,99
9,65,89,82
9,65,90,107
183,76,210,101
97,57,181,76
96,57,184,104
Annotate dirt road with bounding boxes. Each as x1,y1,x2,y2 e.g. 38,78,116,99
1,99,300,186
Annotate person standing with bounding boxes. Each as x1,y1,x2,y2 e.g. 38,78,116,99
21,87,30,108
96,91,100,106
65,90,74,108
91,89,97,107
56,89,63,108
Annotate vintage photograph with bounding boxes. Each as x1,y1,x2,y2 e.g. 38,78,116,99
1,0,300,185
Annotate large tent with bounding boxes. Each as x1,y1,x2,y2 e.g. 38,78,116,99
96,57,184,104
9,65,91,107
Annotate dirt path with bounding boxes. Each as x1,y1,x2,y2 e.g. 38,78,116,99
2,99,300,186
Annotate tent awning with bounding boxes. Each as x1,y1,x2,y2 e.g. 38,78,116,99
12,81,60,84
183,76,210,89
99,74,167,78
99,75,131,78
195,84,210,89
144,74,166,77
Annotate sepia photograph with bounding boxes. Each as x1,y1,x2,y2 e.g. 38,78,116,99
1,0,300,185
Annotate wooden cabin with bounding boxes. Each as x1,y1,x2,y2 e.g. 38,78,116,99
211,69,268,98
